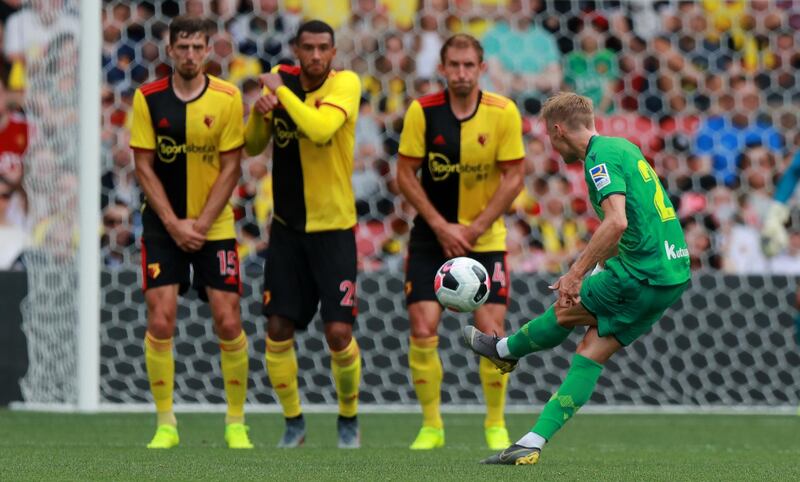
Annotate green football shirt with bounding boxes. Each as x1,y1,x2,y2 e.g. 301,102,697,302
584,135,691,286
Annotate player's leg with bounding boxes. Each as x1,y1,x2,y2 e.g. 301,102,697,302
464,263,622,367
483,328,620,465
141,236,187,449
314,228,361,448
405,247,446,449
262,222,314,448
324,321,360,448
144,285,180,448
473,303,510,449
408,301,445,449
482,266,689,464
197,239,253,448
207,288,252,448
471,251,512,449
265,315,306,447
463,301,573,371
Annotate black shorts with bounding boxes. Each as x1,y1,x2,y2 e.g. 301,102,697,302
405,247,509,306
141,236,241,302
262,221,358,329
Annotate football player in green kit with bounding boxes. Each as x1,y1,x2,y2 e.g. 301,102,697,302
463,92,691,465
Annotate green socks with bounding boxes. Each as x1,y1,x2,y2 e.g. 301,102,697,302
506,305,572,358
532,354,603,440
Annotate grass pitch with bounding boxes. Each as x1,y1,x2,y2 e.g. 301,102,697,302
1,411,797,481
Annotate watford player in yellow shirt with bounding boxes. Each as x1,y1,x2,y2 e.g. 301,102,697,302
129,16,251,449
397,34,526,450
244,20,362,449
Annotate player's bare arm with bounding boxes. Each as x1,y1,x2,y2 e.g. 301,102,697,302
243,100,274,156
464,159,524,245
133,149,204,251
193,148,243,237
397,154,472,258
552,193,627,306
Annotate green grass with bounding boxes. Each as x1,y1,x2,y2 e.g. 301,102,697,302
1,411,797,481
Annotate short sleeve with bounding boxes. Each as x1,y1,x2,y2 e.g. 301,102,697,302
497,101,525,162
321,71,361,119
129,89,155,150
585,150,626,201
220,87,245,153
398,100,426,159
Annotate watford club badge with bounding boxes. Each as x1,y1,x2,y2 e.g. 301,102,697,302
147,262,161,279
204,115,215,128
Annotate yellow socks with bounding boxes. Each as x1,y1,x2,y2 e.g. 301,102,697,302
409,336,443,429
266,337,302,418
145,331,176,426
330,337,361,417
219,331,248,425
479,357,508,428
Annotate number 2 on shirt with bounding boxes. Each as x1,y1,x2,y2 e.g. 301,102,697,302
637,160,675,222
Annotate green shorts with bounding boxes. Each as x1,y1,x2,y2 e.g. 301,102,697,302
580,257,689,346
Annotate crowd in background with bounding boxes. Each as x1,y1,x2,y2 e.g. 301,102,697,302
2,0,800,275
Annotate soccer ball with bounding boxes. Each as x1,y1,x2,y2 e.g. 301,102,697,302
434,257,491,312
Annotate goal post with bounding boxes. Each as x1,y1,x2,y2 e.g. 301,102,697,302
77,0,102,412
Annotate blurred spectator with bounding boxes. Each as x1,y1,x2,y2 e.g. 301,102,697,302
100,203,134,268
206,32,261,85
721,220,768,274
415,14,443,79
355,97,383,162
0,77,27,229
683,218,721,270
101,147,138,210
233,157,272,227
383,0,418,31
529,195,586,273
374,32,415,76
0,177,26,270
738,145,777,221
563,26,619,114
3,0,79,84
482,0,561,114
768,231,800,274
231,0,300,70
693,79,783,186
296,0,351,30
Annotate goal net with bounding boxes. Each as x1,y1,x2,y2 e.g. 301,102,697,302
18,1,82,404
17,1,800,410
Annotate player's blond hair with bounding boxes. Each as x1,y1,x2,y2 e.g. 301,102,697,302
541,92,595,130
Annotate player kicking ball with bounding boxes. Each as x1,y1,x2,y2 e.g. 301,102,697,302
464,92,690,465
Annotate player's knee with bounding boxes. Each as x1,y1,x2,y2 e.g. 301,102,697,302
324,323,353,351
575,339,614,364
409,314,437,338
147,315,175,339
215,317,242,340
554,306,571,328
410,322,437,339
267,315,294,341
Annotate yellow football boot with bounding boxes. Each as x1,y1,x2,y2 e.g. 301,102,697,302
409,426,445,450
146,424,179,449
225,423,254,449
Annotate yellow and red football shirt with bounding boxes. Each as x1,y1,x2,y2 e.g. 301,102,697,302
245,65,361,233
129,75,244,240
398,91,525,252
